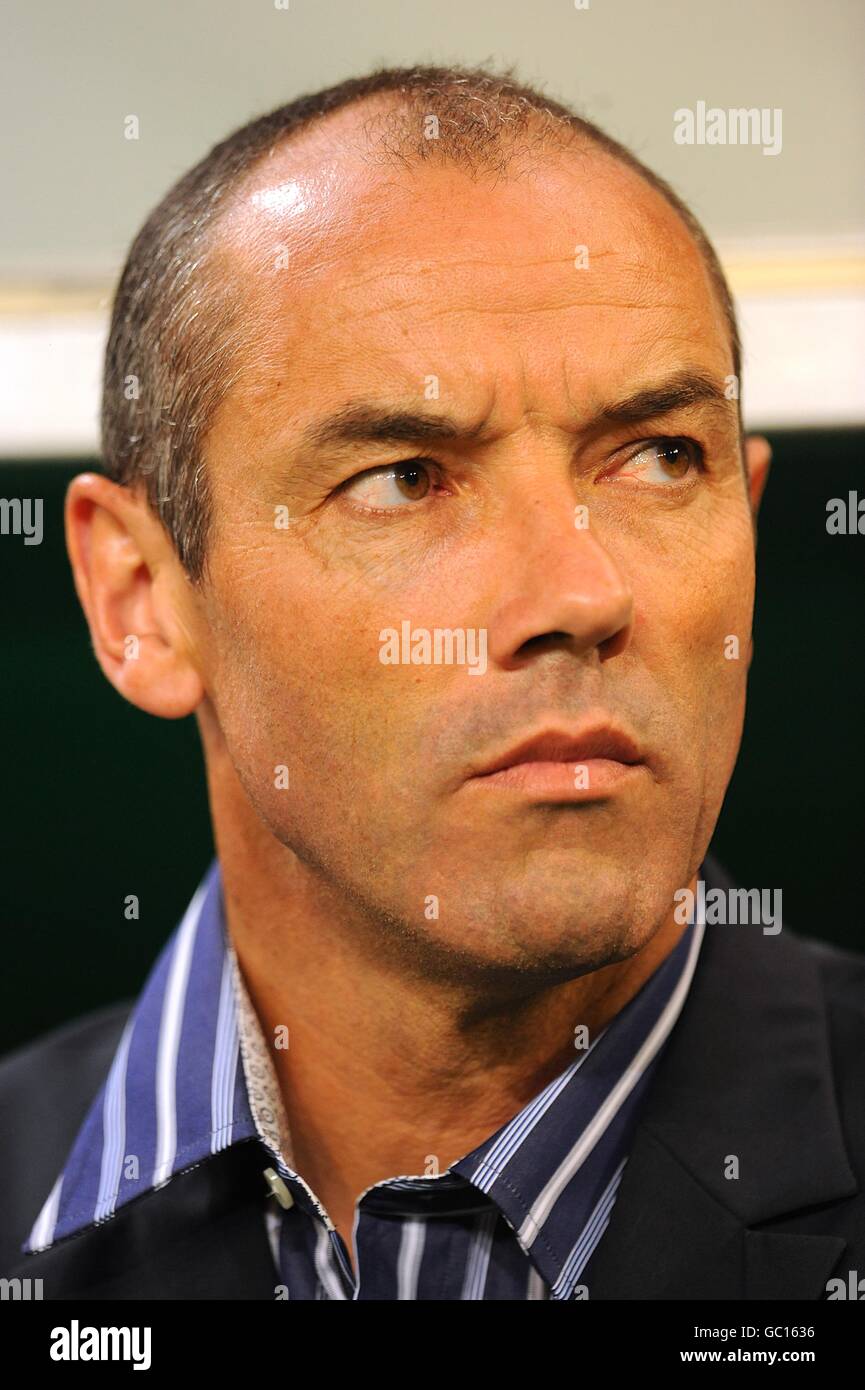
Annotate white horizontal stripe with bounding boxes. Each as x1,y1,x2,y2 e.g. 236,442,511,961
2,281,863,456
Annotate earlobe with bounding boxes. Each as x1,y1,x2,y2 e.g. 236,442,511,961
65,473,205,719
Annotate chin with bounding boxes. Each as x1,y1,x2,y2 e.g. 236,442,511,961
421,866,663,976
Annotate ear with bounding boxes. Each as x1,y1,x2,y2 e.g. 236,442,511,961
744,434,772,519
741,435,772,671
65,472,205,718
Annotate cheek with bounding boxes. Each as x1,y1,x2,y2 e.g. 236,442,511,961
208,548,425,796
627,515,755,779
631,500,755,659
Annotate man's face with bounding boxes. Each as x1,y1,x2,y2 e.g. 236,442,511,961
193,126,757,979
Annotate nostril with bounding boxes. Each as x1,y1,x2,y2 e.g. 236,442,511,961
600,625,632,661
517,631,572,658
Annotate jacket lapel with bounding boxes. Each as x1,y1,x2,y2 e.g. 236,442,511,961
11,1140,278,1299
582,856,856,1299
582,1127,848,1299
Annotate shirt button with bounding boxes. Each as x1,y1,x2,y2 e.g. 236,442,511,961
263,1167,295,1210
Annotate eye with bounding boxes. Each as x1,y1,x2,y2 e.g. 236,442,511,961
614,437,704,485
340,458,438,511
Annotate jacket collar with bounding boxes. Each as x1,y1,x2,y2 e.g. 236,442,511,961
580,854,857,1299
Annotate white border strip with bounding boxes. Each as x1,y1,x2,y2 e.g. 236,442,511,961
0,313,106,456
0,279,862,453
738,292,865,428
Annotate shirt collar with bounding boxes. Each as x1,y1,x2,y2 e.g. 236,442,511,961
25,858,704,1298
449,908,703,1295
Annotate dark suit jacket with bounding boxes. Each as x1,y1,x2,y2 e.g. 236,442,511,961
2,856,864,1299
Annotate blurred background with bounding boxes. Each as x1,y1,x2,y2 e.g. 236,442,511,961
1,0,863,1053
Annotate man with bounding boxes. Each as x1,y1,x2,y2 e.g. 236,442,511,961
1,63,863,1301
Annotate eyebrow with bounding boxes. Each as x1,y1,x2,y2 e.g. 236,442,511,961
299,405,487,451
598,369,734,427
298,368,736,454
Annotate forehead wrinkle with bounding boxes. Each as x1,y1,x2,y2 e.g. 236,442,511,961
240,245,712,348
307,259,711,332
277,364,736,480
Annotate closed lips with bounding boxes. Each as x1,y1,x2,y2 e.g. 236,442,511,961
471,728,643,778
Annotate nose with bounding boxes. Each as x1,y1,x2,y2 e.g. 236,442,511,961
484,490,634,669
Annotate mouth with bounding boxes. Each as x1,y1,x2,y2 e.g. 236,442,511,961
466,723,647,801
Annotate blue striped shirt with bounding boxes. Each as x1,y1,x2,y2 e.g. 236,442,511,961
25,858,705,1299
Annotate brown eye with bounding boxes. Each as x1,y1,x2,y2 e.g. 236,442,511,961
341,457,438,511
395,462,432,500
655,440,696,478
616,437,703,485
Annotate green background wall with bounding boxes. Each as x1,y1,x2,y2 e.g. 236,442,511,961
1,430,863,1054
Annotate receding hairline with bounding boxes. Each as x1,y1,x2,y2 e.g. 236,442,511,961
207,90,739,400
206,93,741,434
215,89,710,273
100,63,743,584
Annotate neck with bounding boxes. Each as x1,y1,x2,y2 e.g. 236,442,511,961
200,711,693,1244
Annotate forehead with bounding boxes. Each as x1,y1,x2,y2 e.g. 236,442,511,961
212,119,731,428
